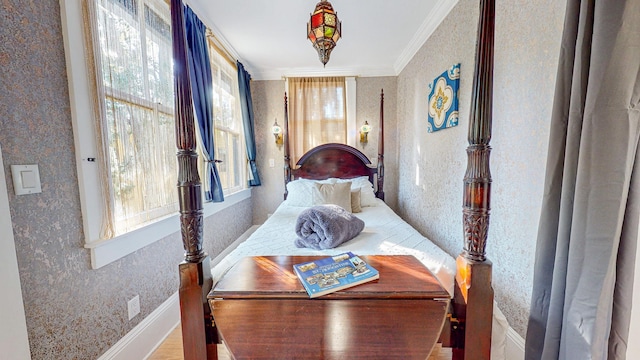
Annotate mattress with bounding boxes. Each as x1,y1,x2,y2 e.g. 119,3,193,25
210,199,457,295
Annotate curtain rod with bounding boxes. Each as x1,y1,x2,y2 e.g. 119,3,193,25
205,29,237,68
281,75,360,80
173,0,238,68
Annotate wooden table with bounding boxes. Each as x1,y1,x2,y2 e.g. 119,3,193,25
208,255,451,360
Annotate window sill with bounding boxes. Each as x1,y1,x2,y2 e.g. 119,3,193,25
85,188,252,269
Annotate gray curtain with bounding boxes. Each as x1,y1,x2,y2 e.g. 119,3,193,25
525,0,640,359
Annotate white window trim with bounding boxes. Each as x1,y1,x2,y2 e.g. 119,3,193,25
345,77,357,147
60,0,251,269
84,188,251,269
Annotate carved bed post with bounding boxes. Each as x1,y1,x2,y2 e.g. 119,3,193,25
170,0,215,359
283,92,292,199
377,89,385,200
454,0,495,359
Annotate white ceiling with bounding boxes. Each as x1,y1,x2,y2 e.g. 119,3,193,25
186,0,459,80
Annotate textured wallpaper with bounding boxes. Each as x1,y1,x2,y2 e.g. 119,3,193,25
250,78,398,224
396,0,566,336
0,0,252,358
250,80,287,225
355,77,399,211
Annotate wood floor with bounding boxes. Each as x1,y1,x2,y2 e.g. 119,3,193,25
147,325,452,360
147,325,231,360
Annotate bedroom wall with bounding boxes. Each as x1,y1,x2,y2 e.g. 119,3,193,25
0,1,252,358
355,77,399,211
250,77,398,225
250,80,287,225
395,0,566,336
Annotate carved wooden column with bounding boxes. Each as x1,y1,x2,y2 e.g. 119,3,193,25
463,0,495,263
454,0,495,359
170,0,215,359
283,92,292,199
377,89,385,200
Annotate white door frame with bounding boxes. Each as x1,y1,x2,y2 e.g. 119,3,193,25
0,143,31,359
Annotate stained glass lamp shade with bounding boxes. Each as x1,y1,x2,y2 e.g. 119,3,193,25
307,1,342,66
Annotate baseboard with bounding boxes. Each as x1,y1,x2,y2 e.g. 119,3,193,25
97,226,259,360
505,326,525,360
97,292,180,360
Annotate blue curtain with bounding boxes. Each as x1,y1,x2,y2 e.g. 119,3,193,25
184,6,223,202
237,61,261,186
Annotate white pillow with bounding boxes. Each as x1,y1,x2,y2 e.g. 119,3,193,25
336,176,377,207
284,178,336,207
311,182,352,212
350,188,362,213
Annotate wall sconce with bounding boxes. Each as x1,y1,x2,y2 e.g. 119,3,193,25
359,121,371,143
272,119,283,146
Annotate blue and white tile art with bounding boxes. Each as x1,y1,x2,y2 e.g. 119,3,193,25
427,63,460,132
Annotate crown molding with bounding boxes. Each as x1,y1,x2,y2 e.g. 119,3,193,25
393,0,459,74
184,0,457,81
252,66,397,81
184,0,241,62
252,0,458,80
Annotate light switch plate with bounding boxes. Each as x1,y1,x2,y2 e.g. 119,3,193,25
11,164,42,195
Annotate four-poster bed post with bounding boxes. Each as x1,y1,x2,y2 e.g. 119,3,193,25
170,0,215,359
283,93,291,199
453,0,495,358
377,90,385,201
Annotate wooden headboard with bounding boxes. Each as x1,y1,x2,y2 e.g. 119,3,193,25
293,143,376,182
283,90,385,201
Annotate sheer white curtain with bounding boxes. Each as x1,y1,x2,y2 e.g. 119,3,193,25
288,77,346,163
85,0,177,237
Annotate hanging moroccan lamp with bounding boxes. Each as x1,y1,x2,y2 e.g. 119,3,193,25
307,1,342,66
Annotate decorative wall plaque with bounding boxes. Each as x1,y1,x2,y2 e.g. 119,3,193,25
427,63,460,133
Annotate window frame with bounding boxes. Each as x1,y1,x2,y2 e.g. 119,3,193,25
284,77,357,148
60,0,250,269
206,40,247,196
97,0,179,235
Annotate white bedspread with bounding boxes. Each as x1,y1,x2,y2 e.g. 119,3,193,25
211,199,457,295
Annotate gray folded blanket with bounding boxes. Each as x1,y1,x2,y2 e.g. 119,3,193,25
294,205,365,250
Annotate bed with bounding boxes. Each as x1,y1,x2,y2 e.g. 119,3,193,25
210,178,458,296
169,0,497,359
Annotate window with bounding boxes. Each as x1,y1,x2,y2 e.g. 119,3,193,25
89,0,177,237
60,0,251,268
287,77,351,163
203,40,246,195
